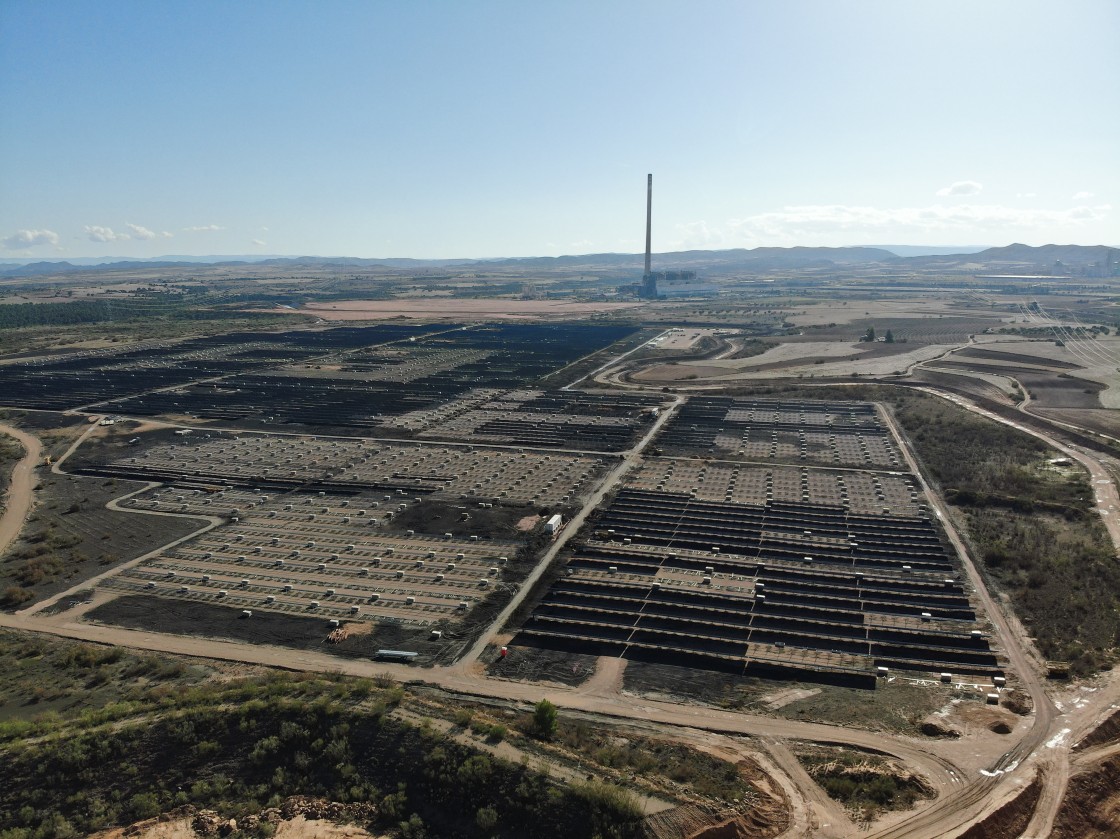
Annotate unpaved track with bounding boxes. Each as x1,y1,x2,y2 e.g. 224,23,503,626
879,403,1056,734
578,655,627,698
51,415,101,473
0,421,42,557
759,736,855,837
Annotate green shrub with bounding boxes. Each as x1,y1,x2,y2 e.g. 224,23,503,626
531,699,558,740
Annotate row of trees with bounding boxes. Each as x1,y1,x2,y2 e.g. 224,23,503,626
863,327,895,343
0,296,287,331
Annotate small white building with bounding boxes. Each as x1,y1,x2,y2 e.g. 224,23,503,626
544,514,564,534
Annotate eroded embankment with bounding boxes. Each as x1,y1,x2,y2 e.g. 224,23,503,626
1073,707,1120,752
1051,755,1120,839
955,774,1042,839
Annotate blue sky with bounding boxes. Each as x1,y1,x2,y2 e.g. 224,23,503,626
1,0,1116,259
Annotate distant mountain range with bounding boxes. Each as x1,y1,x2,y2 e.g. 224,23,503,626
899,243,1117,269
869,245,989,257
0,243,1114,279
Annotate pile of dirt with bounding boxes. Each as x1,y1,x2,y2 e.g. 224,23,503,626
953,702,1019,735
919,715,962,738
956,774,1041,839
1001,689,1033,716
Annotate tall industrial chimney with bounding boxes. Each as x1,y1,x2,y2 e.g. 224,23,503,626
644,173,653,278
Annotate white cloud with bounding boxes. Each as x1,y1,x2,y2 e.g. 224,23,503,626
1072,191,1094,201
1,228,60,250
671,202,1113,249
183,224,223,232
251,238,266,246
162,231,174,238
936,180,983,197
84,225,129,242
1016,192,1037,199
125,223,158,240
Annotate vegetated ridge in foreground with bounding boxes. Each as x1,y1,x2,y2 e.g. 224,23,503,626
0,634,647,839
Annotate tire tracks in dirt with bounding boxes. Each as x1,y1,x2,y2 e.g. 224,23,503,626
0,421,43,559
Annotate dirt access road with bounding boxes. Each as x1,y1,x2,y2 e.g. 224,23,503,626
0,421,42,558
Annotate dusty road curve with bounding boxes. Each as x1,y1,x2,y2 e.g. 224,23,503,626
0,422,43,558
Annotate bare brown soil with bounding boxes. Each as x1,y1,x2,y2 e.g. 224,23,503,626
630,363,729,382
516,514,541,531
730,344,915,373
1017,373,1104,409
956,347,1081,369
797,315,1000,345
1052,754,1120,838
483,642,597,686
686,810,787,839
934,360,1051,376
1035,408,1120,439
952,703,1021,735
910,368,1018,405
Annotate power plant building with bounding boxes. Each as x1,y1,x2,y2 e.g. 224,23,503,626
647,270,718,298
634,174,716,299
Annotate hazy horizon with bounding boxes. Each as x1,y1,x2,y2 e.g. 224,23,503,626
0,243,1021,268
